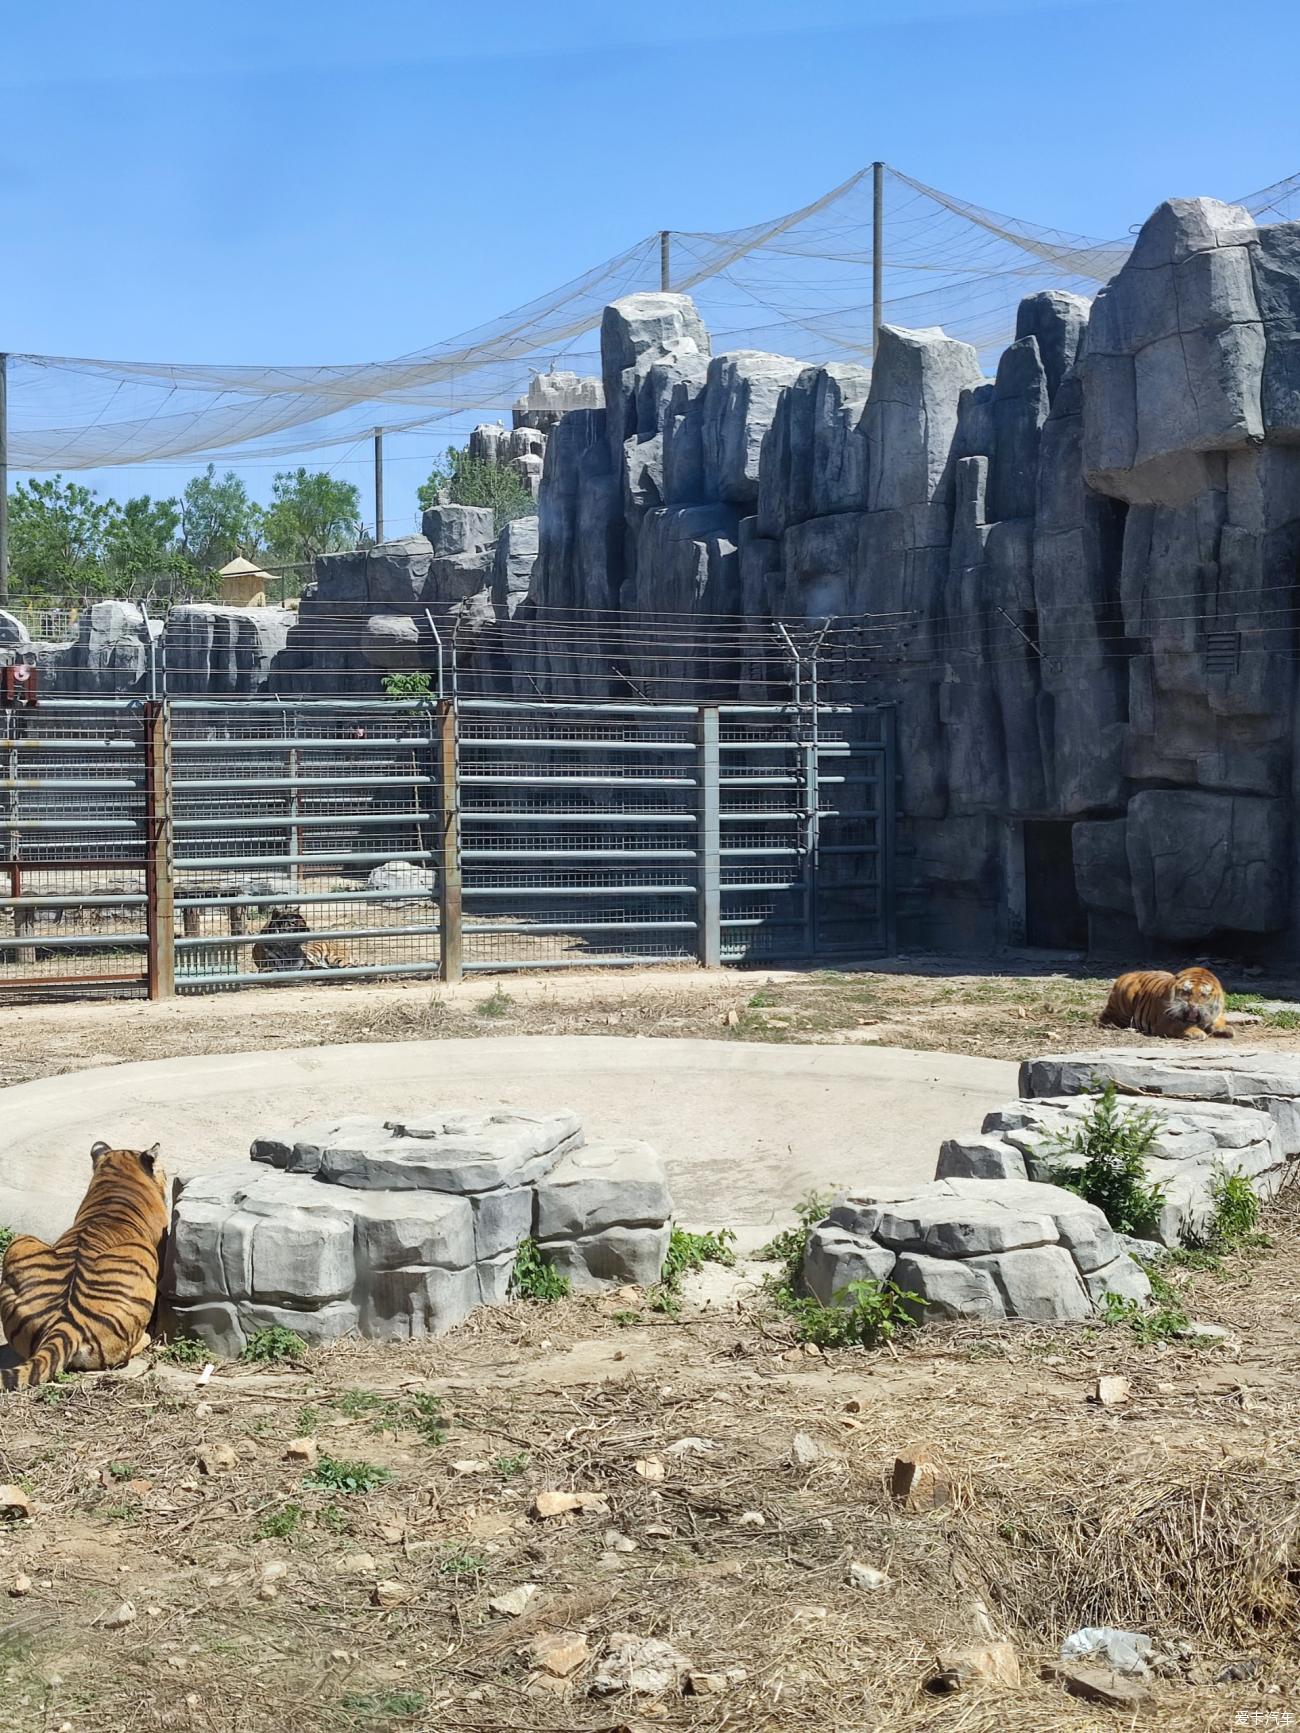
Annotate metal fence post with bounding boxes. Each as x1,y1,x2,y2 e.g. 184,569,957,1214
879,702,898,956
436,698,463,982
143,698,175,999
697,706,721,968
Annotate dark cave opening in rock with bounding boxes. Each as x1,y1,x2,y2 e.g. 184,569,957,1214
1023,819,1088,950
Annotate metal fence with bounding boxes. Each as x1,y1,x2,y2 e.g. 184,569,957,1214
1,696,894,999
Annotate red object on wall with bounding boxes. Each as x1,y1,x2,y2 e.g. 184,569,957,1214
2,663,40,706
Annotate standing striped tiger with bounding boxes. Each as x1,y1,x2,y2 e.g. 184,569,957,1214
252,906,349,973
0,1142,169,1391
1099,967,1233,1041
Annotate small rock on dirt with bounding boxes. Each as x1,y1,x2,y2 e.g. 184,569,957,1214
371,1579,416,1608
633,1456,665,1482
1052,1664,1151,1707
102,1601,137,1630
686,1668,747,1695
592,1632,692,1696
0,1486,31,1521
929,1642,1020,1690
1091,1376,1131,1407
489,1584,539,1618
198,1444,237,1475
603,1530,638,1552
735,1510,766,1528
532,1489,608,1520
529,1630,589,1677
284,1437,317,1464
334,1553,377,1577
790,1432,827,1467
9,1575,32,1597
891,1448,951,1511
847,1562,890,1592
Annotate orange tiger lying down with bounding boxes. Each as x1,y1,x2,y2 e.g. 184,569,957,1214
0,1142,168,1390
1099,966,1233,1041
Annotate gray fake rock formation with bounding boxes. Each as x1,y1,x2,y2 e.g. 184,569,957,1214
1020,1047,1300,1161
360,612,422,671
366,859,436,899
802,1178,1149,1322
0,610,30,649
165,605,294,695
938,1094,1284,1247
162,1109,673,1352
492,515,539,618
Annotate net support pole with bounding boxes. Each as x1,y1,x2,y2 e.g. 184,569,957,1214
0,352,9,604
436,698,462,984
872,162,884,360
373,427,385,543
144,699,176,1001
660,230,671,292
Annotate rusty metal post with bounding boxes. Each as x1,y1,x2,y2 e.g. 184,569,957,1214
436,698,462,983
143,699,175,999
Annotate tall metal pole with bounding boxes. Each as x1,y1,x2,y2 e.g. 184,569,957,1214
0,352,9,604
660,230,671,293
872,161,884,360
373,427,385,543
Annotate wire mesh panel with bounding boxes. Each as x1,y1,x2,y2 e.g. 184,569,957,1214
458,701,703,971
170,700,443,991
0,701,150,999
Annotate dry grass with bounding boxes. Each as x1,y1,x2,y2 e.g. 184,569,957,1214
2,1198,1299,1732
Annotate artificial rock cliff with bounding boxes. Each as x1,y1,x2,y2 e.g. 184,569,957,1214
10,193,1300,961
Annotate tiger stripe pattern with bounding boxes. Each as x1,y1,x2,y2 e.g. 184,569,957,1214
1098,966,1233,1041
0,1142,169,1391
252,906,349,973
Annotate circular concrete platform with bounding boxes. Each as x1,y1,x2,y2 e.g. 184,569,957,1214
0,1037,1017,1249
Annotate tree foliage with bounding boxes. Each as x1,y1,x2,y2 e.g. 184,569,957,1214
261,468,363,573
178,465,261,574
7,477,117,593
417,444,536,533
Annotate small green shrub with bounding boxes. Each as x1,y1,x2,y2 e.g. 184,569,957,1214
402,1392,447,1446
1199,1166,1263,1251
0,1225,15,1260
510,1236,570,1303
780,1278,923,1349
304,1455,392,1495
1047,1082,1166,1237
380,672,433,701
758,1188,838,1291
296,1404,321,1434
650,1225,736,1314
333,1389,446,1445
157,1335,208,1366
254,1502,305,1540
240,1325,308,1364
106,1461,136,1481
477,987,513,1019
437,1546,485,1577
494,1452,528,1478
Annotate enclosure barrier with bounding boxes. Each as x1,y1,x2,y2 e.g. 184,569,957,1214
0,696,894,999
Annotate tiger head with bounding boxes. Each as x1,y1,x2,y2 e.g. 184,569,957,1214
1167,968,1225,1031
90,1140,169,1199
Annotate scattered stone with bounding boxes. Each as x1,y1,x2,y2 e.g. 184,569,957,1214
333,1553,377,1577
634,1456,665,1482
198,1444,237,1475
371,1579,416,1608
102,1601,137,1630
1052,1664,1151,1707
489,1584,539,1618
533,1489,609,1520
0,1486,32,1521
735,1510,766,1528
928,1642,1020,1691
9,1575,32,1597
1177,1321,1233,1343
452,1459,489,1475
1060,1627,1154,1676
790,1432,826,1467
665,1437,715,1456
847,1562,890,1592
604,1530,638,1553
592,1632,692,1696
686,1668,746,1695
1091,1375,1131,1407
284,1438,317,1464
529,1630,589,1677
891,1449,951,1511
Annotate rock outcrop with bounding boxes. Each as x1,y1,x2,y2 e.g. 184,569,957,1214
162,1108,674,1352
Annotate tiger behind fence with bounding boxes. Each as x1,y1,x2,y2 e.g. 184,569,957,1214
0,1142,169,1391
251,906,349,973
1099,966,1233,1041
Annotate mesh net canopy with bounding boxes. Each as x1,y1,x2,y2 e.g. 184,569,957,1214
9,162,1300,472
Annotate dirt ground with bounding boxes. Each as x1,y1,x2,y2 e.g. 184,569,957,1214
1,959,1299,1731
6,952,1300,1091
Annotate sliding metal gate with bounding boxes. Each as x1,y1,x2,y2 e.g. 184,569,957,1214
0,697,894,998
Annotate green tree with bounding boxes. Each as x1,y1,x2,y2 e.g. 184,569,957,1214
261,467,362,575
6,476,115,596
103,495,197,594
179,465,263,573
417,444,536,534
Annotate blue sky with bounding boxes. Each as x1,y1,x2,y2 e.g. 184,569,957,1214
3,0,1298,536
